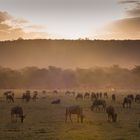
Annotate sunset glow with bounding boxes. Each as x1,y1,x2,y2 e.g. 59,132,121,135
0,0,140,40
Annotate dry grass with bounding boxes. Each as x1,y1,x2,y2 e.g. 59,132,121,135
0,90,140,140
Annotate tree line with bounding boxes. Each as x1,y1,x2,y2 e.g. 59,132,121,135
0,65,140,90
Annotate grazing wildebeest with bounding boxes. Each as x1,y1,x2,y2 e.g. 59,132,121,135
6,94,14,103
65,91,75,96
106,106,117,122
123,97,132,108
127,94,134,101
65,105,84,123
4,91,14,103
53,90,58,94
104,92,108,98
91,92,97,100
96,93,99,99
42,90,47,94
71,91,75,96
84,92,90,99
3,91,12,96
112,94,116,102
135,94,140,103
22,91,31,102
75,93,83,100
32,92,38,101
11,106,26,123
99,92,102,98
91,99,106,111
65,91,71,95
51,99,61,104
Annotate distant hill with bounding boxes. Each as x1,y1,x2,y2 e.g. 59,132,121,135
0,39,140,69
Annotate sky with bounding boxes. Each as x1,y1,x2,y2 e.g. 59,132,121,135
0,0,140,40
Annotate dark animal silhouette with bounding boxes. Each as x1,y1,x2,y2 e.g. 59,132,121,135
99,92,102,98
53,90,58,94
4,91,14,103
11,106,26,123
32,93,38,101
91,99,106,111
42,90,47,94
123,97,132,108
65,91,71,95
84,92,90,99
75,94,83,100
104,92,108,98
127,94,134,101
22,91,31,102
51,99,61,104
6,94,14,103
135,94,140,103
65,105,84,123
91,92,97,100
112,94,116,102
106,106,117,122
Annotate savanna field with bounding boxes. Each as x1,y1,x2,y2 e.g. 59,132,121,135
0,90,140,140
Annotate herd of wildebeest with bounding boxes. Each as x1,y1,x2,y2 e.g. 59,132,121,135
1,90,140,128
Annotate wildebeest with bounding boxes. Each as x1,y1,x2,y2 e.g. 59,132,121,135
75,93,83,100
91,99,106,111
53,90,58,94
106,106,117,122
65,105,84,123
65,91,75,96
104,92,108,98
3,91,12,96
6,94,14,103
51,99,61,104
135,94,140,103
91,92,97,100
96,92,99,99
4,91,14,103
99,92,102,98
65,91,71,95
32,92,38,101
42,90,47,94
11,106,26,123
84,92,90,99
22,91,31,102
123,97,132,108
127,94,134,101
112,94,116,102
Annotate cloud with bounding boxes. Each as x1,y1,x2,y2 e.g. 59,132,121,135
118,0,139,4
0,11,48,40
0,11,12,23
127,4,140,17
96,16,140,39
119,0,140,17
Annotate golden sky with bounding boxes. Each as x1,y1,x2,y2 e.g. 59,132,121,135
0,0,140,40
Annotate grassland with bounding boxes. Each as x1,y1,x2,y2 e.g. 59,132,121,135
0,90,140,140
